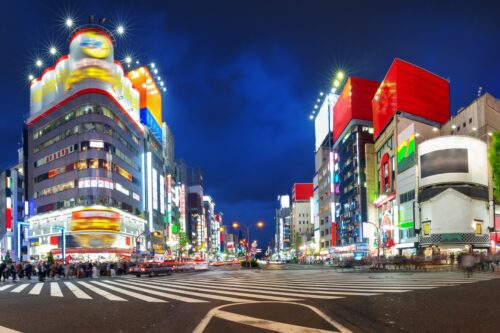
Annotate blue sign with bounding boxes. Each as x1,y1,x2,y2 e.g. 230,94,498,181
356,243,368,251
140,108,162,141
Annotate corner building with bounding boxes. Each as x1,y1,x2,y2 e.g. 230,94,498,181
26,27,149,260
371,59,450,257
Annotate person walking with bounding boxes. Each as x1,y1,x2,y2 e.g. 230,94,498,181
0,261,6,282
25,262,32,280
10,263,17,282
461,253,475,278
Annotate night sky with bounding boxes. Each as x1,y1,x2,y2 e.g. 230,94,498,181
1,1,500,247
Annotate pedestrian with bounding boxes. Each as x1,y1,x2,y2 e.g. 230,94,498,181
25,262,32,280
461,253,475,278
0,261,6,282
10,263,17,282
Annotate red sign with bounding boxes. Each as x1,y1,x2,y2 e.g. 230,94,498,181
293,183,313,202
372,59,450,139
333,77,379,142
5,207,12,230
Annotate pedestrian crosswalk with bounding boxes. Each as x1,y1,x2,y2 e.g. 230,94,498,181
0,270,496,304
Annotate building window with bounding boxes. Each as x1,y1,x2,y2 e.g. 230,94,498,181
474,220,482,235
422,221,431,236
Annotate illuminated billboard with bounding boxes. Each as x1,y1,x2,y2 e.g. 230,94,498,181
127,66,163,140
293,183,314,202
333,77,379,142
397,123,415,173
315,94,338,151
71,208,121,233
372,59,450,139
29,28,141,128
418,136,487,188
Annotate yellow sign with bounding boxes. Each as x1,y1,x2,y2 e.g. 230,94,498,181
80,32,112,59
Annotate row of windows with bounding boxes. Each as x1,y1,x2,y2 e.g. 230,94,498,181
298,213,309,217
399,190,415,204
34,158,137,185
37,196,140,216
34,122,139,155
33,176,139,200
34,104,139,145
34,180,75,199
35,141,140,171
376,137,393,161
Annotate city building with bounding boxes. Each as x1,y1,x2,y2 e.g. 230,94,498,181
291,183,314,255
417,136,491,255
313,92,339,255
441,92,500,253
0,161,26,261
26,27,151,261
331,77,379,259
203,195,221,259
371,58,450,257
274,194,291,258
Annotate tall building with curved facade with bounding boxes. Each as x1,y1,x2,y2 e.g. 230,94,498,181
25,26,151,260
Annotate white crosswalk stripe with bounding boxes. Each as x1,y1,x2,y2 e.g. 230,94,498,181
102,280,207,303
29,283,44,295
77,281,127,302
50,282,63,297
0,270,496,304
88,281,167,303
11,284,29,293
64,282,92,299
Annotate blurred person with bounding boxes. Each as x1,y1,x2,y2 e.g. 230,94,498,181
461,253,475,278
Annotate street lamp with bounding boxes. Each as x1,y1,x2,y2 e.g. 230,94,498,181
17,222,30,262
364,221,382,267
232,221,264,256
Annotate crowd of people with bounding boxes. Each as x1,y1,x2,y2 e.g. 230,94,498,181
294,252,500,274
0,261,131,282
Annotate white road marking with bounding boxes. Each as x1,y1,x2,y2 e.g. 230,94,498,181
29,283,44,295
0,285,14,291
89,281,167,303
11,284,29,293
103,280,207,303
50,282,63,297
64,281,92,299
150,280,345,299
129,279,301,302
77,281,127,302
192,301,353,333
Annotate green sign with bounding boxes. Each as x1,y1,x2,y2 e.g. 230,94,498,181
440,233,462,242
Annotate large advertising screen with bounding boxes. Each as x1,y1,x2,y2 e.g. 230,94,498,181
397,123,415,173
333,77,379,142
127,67,162,140
315,94,338,151
420,148,468,178
418,136,487,187
29,28,141,126
372,59,450,139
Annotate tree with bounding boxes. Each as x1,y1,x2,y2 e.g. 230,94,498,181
47,251,55,265
489,131,500,202
4,251,12,264
292,231,302,258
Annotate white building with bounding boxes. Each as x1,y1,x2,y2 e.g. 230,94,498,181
417,136,491,256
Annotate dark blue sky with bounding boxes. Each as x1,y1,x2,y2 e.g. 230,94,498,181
1,0,500,247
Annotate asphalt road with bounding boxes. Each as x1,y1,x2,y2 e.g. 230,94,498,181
0,266,498,333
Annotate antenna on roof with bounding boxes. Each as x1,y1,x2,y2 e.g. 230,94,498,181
478,86,483,97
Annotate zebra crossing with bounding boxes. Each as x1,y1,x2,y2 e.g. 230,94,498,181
0,270,496,304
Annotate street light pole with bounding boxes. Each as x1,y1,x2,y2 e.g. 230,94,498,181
17,222,30,262
365,221,381,267
52,226,66,264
